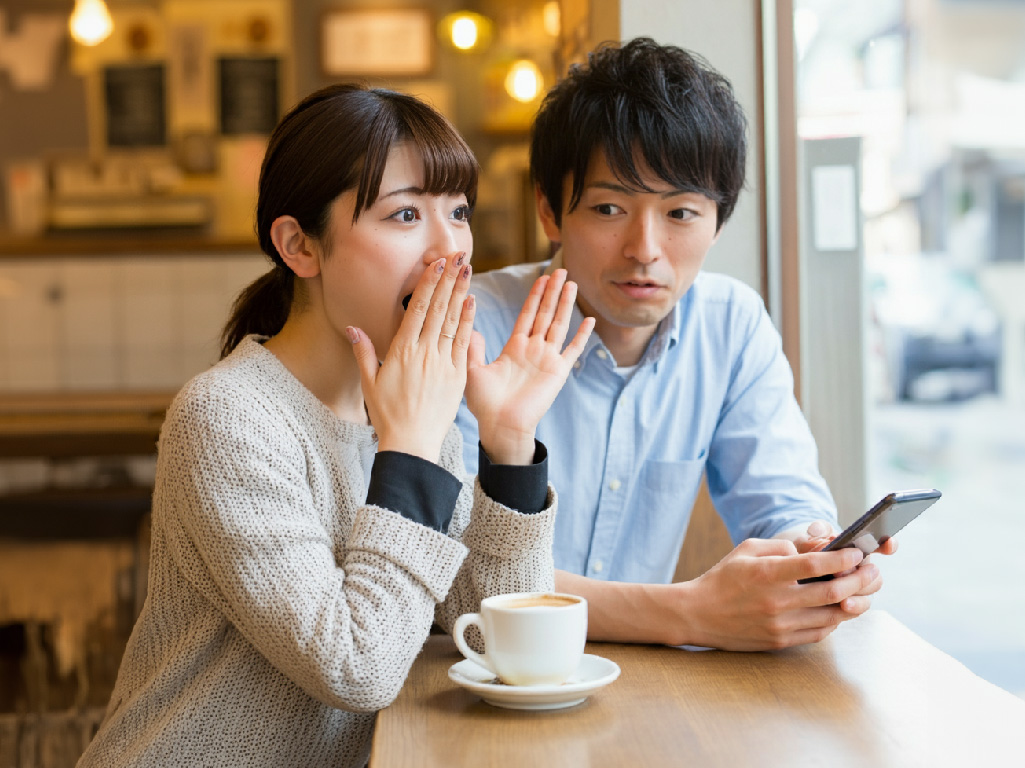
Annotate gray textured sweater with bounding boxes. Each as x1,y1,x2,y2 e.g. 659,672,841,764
77,337,557,768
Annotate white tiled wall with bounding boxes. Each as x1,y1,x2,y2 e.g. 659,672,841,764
0,254,269,392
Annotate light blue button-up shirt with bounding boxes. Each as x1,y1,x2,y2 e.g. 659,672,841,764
457,261,838,585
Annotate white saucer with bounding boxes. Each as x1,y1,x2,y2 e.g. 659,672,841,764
447,653,621,710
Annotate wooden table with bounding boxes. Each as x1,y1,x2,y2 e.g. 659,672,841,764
371,611,1025,767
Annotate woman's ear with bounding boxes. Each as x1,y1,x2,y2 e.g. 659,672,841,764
535,185,562,246
270,215,321,278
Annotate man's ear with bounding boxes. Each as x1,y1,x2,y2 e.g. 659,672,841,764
534,185,562,245
270,215,321,278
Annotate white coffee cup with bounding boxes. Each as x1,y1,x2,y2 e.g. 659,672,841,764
452,592,588,686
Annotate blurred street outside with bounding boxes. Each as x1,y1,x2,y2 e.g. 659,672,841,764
869,394,1025,701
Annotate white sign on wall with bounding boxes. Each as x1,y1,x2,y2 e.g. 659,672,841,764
812,164,858,252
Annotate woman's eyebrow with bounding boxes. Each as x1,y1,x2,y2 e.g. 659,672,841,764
378,186,425,200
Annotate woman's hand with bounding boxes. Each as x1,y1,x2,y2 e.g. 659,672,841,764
465,269,594,465
348,253,474,463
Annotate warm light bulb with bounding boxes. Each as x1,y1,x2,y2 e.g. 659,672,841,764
451,17,478,50
69,0,113,46
505,60,543,103
438,11,492,52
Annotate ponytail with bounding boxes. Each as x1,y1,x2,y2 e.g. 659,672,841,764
219,266,294,359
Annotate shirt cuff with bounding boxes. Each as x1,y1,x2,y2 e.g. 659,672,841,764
366,451,462,533
477,440,548,514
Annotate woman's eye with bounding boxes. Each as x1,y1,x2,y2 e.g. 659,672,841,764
389,207,420,223
452,205,472,222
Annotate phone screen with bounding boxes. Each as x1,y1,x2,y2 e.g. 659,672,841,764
824,489,941,554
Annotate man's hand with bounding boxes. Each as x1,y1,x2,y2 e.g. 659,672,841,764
785,520,896,616
682,538,879,650
556,537,884,651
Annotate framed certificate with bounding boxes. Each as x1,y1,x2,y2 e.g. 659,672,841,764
320,9,433,77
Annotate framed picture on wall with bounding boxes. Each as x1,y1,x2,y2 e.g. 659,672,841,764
320,9,432,77
104,64,167,148
218,56,280,136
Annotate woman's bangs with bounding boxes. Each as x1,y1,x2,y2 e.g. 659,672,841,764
410,120,479,208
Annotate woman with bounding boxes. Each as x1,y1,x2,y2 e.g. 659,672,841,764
77,84,593,768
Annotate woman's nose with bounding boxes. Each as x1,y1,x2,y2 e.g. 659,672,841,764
423,217,461,262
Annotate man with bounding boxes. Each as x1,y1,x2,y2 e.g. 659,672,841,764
457,37,890,650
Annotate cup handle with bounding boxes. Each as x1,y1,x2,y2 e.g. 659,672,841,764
452,612,496,675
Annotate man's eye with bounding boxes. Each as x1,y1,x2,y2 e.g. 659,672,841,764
595,203,620,215
669,209,696,220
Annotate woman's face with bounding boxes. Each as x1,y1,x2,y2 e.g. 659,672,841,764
316,142,474,353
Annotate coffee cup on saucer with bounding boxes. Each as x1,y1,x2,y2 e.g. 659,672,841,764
452,592,587,687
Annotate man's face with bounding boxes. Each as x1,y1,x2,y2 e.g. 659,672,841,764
538,150,721,350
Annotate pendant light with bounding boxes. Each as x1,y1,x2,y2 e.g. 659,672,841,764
69,0,114,47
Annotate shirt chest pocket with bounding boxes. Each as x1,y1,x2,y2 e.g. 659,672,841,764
636,458,706,523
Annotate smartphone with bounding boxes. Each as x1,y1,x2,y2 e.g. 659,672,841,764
798,488,941,583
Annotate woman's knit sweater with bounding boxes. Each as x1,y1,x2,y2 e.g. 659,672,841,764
77,337,557,768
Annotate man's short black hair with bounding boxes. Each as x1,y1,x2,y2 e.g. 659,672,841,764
530,37,748,231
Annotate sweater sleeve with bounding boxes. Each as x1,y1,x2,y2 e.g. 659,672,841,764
432,425,558,634
159,383,469,713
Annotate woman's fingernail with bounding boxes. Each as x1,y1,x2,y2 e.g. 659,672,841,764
346,326,360,344
435,259,446,273
461,265,471,280
465,294,475,309
455,252,465,267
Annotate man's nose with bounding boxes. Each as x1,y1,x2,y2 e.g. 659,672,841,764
624,213,661,264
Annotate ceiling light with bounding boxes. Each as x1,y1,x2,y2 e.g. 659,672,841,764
438,11,493,52
505,59,543,103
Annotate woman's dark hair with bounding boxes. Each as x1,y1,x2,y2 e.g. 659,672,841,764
530,37,747,231
220,84,479,358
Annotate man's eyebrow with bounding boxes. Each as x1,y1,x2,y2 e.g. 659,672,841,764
587,181,693,199
378,186,425,200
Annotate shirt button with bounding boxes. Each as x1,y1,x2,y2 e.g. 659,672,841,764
608,479,621,491
592,560,604,573
573,360,581,370
596,349,608,360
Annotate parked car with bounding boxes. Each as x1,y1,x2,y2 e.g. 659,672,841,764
869,256,1001,402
